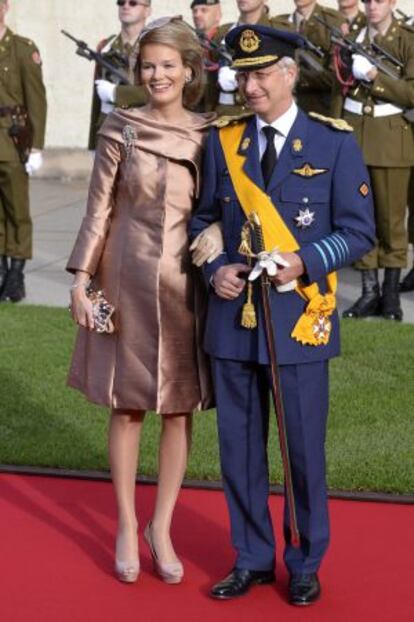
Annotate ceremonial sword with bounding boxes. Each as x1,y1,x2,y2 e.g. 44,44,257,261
248,211,301,548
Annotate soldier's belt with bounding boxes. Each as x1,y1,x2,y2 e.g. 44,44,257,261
344,97,403,118
0,105,26,118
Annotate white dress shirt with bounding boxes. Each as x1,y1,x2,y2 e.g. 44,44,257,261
256,101,299,160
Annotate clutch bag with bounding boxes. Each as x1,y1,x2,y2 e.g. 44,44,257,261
86,285,115,334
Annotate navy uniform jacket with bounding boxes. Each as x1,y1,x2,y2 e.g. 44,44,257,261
190,110,375,365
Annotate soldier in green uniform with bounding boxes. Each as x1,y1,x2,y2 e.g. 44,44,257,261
331,0,414,320
0,0,47,302
272,1,345,115
88,0,151,150
337,0,366,32
211,0,274,116
191,0,222,112
400,16,414,293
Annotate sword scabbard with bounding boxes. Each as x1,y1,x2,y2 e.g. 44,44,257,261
249,211,301,548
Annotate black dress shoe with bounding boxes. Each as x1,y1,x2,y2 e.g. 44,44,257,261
289,573,321,606
210,567,275,600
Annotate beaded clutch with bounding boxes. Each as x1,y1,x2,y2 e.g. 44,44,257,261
86,285,115,334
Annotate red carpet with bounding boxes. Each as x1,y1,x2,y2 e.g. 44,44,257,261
0,474,413,622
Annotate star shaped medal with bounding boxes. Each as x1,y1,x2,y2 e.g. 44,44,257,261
312,315,332,343
295,208,315,229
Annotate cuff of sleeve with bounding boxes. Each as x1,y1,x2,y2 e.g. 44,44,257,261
297,244,327,285
65,218,108,276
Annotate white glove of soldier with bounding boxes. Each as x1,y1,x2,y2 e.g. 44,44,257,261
25,151,43,176
218,65,238,92
352,54,376,82
190,221,224,267
95,79,116,103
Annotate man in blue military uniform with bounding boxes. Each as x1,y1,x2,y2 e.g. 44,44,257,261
190,25,375,606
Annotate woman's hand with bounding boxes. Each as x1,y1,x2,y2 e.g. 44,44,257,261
190,221,224,267
70,275,94,330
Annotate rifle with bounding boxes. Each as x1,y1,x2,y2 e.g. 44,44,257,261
313,14,401,80
188,24,233,67
396,8,413,24
297,36,326,73
61,30,131,84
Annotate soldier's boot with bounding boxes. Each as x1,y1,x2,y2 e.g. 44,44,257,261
381,268,403,322
399,265,414,293
342,269,381,319
0,258,26,303
0,256,8,296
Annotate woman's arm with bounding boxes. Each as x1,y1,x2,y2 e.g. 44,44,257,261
66,135,121,276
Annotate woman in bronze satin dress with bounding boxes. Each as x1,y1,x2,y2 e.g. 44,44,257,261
67,18,219,585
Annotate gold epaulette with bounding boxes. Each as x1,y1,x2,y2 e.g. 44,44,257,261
213,112,254,129
309,112,354,132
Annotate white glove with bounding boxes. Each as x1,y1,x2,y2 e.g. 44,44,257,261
218,65,238,92
95,79,116,103
25,151,43,176
352,55,376,82
248,248,297,293
190,222,224,267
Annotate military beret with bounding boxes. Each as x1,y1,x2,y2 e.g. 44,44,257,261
226,24,305,71
191,0,220,8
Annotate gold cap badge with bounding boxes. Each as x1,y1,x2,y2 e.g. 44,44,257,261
239,29,261,53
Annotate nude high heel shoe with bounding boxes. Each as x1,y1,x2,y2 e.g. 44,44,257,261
144,522,184,585
114,529,140,583
114,559,140,583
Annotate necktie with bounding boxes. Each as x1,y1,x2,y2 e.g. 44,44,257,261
261,126,278,187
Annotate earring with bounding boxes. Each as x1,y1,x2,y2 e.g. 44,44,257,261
185,75,192,84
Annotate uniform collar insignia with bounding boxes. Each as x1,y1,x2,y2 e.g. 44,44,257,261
240,137,251,152
292,138,303,153
293,163,328,177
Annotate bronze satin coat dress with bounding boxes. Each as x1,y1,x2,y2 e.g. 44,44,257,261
66,109,214,413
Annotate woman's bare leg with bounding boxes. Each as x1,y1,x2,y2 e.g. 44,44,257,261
108,409,145,563
150,413,192,562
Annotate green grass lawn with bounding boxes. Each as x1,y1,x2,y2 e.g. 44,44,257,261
0,304,413,494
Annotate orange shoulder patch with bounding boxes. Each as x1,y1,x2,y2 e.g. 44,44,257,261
359,182,369,197
31,51,42,65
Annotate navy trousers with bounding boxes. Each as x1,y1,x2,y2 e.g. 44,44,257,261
211,358,330,575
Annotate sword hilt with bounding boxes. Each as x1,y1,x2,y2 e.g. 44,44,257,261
248,212,266,254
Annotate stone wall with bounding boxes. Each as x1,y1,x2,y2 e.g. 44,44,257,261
7,0,412,149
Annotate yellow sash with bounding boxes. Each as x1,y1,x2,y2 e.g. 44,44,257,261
219,122,337,347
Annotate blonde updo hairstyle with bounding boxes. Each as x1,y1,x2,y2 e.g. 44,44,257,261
138,17,205,109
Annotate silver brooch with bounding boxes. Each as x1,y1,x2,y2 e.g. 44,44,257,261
122,125,137,159
295,208,315,229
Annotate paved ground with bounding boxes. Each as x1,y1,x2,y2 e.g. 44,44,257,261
25,178,414,323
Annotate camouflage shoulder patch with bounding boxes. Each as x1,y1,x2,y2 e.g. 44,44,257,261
213,112,254,129
309,112,354,132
